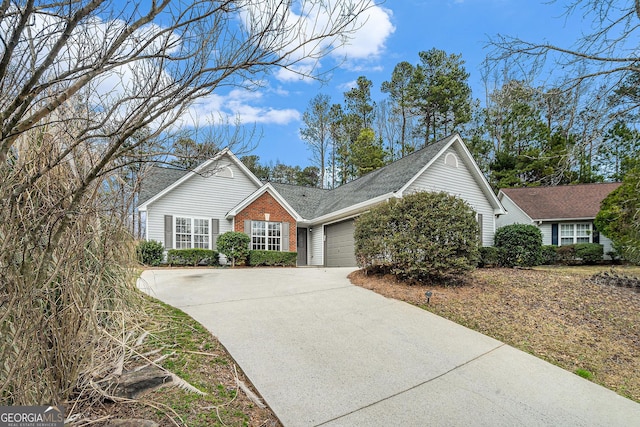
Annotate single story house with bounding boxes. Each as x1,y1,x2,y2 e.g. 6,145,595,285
496,183,622,254
137,133,506,267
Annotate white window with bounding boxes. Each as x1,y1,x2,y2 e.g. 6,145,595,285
560,223,592,245
251,221,281,251
175,217,210,249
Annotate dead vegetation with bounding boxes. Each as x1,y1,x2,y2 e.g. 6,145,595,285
349,265,640,403
68,295,281,427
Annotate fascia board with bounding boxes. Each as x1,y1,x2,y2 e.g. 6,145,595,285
307,192,397,225
226,183,304,222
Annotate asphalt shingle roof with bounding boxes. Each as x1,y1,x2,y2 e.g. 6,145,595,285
137,134,457,219
138,166,189,206
501,182,621,220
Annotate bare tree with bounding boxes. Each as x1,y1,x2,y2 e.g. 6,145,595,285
0,0,374,406
487,1,640,122
300,93,331,188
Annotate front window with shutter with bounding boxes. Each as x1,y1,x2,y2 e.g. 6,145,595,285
175,217,210,249
251,221,281,251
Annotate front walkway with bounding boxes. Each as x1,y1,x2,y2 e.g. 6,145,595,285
138,268,640,427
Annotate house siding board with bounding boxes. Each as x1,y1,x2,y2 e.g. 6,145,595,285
146,157,260,249
496,195,533,228
309,225,324,266
405,146,496,247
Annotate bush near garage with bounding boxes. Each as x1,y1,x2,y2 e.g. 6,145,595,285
248,250,297,266
136,240,164,266
354,191,480,282
167,249,219,266
494,224,542,267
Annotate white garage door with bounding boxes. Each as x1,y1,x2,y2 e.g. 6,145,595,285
324,219,357,267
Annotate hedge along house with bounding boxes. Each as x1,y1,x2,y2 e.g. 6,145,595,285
137,133,506,267
496,183,622,255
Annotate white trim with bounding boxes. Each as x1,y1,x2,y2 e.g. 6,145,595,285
497,192,532,223
138,149,262,211
226,183,303,221
398,134,506,215
308,192,398,226
174,215,213,249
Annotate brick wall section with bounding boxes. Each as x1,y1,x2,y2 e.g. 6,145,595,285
235,191,297,252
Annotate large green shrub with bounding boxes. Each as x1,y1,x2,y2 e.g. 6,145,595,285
167,249,219,266
478,246,503,268
136,240,164,266
248,250,297,266
540,245,558,265
595,167,640,264
574,243,604,264
494,224,542,267
355,191,480,282
217,231,250,267
556,245,577,264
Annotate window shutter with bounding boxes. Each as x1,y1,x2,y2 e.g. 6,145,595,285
211,219,220,249
551,223,558,246
164,215,173,249
592,223,600,244
477,213,483,246
282,222,289,251
244,220,251,249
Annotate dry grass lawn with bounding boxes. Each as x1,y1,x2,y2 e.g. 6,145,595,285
349,265,640,403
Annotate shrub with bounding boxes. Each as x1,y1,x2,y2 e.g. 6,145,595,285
478,246,502,267
248,250,297,266
494,224,542,267
136,240,164,266
540,245,558,265
556,245,576,264
167,249,219,266
217,231,250,267
355,191,480,282
574,243,603,264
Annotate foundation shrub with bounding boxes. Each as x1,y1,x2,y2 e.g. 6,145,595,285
166,249,219,266
355,191,480,282
494,224,542,267
248,250,297,266
136,240,164,266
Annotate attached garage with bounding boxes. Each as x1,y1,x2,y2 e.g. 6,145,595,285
324,219,357,267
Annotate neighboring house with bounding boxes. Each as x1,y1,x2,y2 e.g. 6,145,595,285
137,133,506,267
496,183,622,254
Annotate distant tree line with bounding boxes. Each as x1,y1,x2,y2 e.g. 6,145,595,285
298,46,640,190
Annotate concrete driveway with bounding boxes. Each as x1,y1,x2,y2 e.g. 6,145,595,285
138,267,640,427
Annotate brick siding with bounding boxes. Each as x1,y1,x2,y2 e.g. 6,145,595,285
235,191,297,251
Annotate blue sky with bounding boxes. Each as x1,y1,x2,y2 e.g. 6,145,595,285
213,1,584,167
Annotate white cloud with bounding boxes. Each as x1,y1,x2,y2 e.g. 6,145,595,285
330,5,395,60
238,1,394,83
179,89,300,128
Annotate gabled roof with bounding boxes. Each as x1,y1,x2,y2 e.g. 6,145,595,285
226,183,303,221
137,148,262,211
137,133,504,221
274,134,504,220
498,182,622,221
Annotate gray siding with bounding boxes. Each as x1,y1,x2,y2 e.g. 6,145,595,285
540,221,615,256
496,195,533,229
405,146,496,247
146,155,260,249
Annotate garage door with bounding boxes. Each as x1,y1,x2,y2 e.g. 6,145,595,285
324,219,357,267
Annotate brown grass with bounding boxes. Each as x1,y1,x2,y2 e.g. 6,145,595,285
69,295,281,427
349,265,640,402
